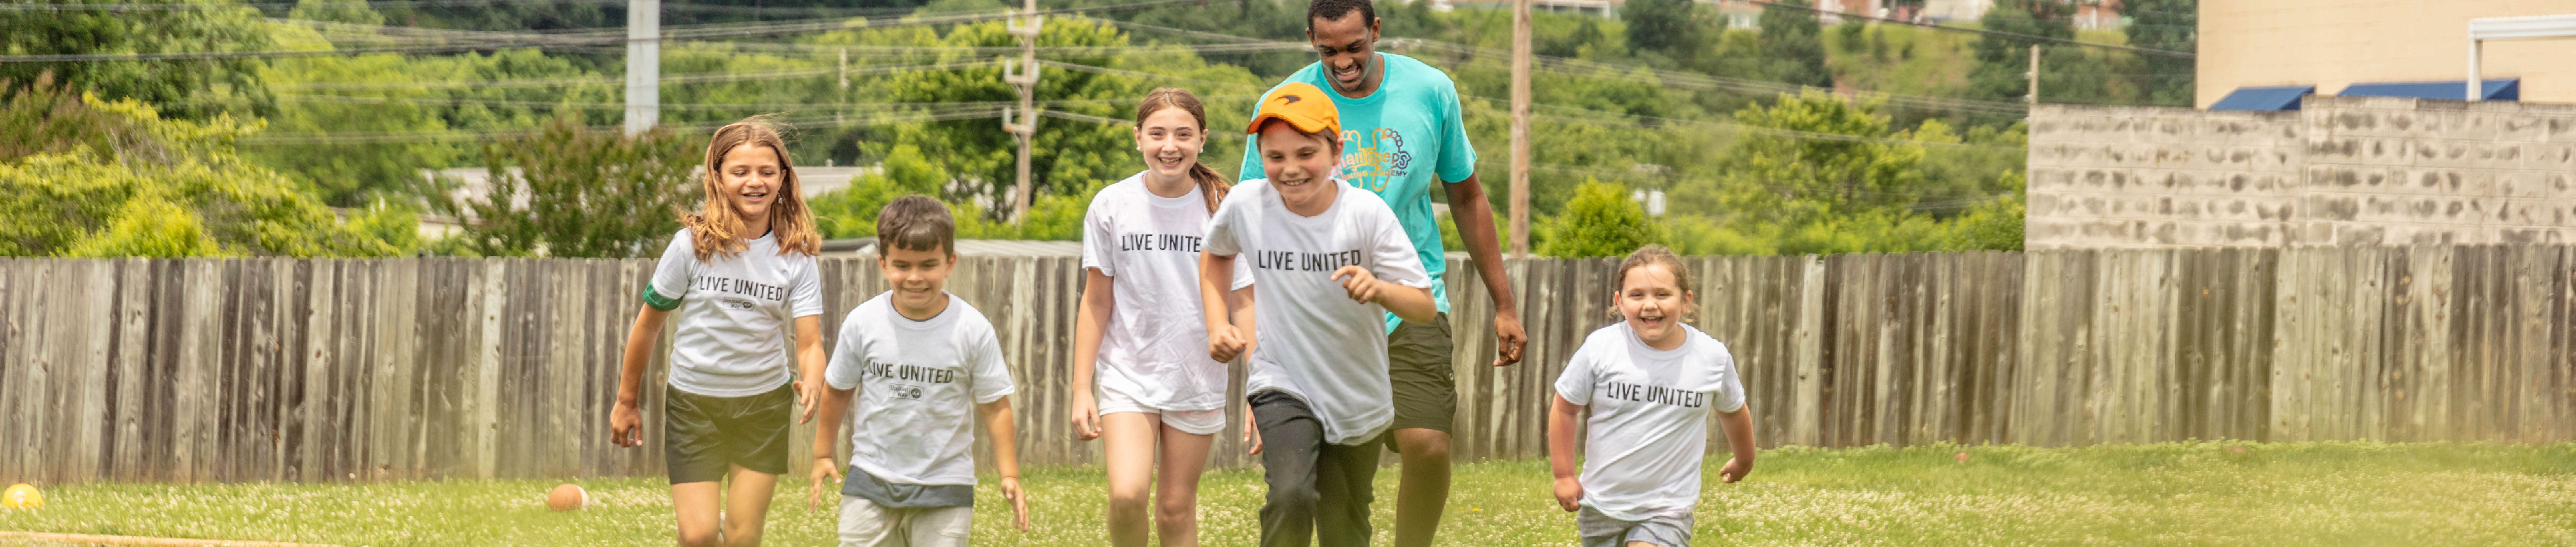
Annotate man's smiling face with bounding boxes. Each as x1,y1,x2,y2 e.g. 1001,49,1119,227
1306,11,1379,96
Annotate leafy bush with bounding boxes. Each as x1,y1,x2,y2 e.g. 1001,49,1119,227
1539,180,1664,257
435,115,698,258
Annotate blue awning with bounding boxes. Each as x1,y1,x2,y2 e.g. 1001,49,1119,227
2337,78,2519,101
2210,85,2315,111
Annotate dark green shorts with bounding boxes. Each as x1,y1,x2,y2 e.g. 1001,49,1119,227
1385,313,1456,436
664,383,793,484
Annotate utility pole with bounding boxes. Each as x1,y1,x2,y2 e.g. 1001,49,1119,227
2026,43,2039,106
1507,0,1532,257
1002,0,1044,221
623,0,658,135
838,48,848,126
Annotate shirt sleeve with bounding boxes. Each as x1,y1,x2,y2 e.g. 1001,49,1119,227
1365,206,1431,289
1553,345,1596,406
1081,194,1117,278
825,313,865,390
1230,252,1254,290
968,317,1017,404
1237,132,1266,183
1202,195,1243,257
1433,79,1479,184
1710,341,1747,413
644,230,693,311
788,255,823,319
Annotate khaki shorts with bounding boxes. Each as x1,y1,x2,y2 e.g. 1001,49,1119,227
1384,313,1456,437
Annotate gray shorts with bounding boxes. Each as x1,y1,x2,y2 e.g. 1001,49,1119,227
1578,506,1693,547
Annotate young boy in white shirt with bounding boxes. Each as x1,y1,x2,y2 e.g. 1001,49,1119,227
1547,245,1756,547
1199,81,1440,547
809,196,1031,547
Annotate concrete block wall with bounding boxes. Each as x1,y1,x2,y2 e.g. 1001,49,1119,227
2026,105,2306,249
2026,97,2576,249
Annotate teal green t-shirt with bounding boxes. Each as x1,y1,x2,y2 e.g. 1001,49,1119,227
1239,53,1478,331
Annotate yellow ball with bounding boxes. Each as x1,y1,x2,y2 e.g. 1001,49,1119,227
2,484,38,510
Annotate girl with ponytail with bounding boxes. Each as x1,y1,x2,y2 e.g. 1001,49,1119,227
1066,87,1252,547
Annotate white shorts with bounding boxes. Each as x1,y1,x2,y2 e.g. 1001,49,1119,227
1097,385,1226,435
840,495,971,547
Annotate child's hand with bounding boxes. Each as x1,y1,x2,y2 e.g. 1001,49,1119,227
1208,324,1248,363
1243,404,1263,455
794,377,821,424
808,457,843,512
1331,265,1382,304
609,402,643,447
1001,476,1032,531
1718,457,1753,483
1070,392,1102,441
1551,476,1583,512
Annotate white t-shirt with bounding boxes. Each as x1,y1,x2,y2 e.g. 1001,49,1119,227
1202,178,1430,446
646,228,824,398
1554,322,1746,522
1080,172,1253,412
825,292,1017,486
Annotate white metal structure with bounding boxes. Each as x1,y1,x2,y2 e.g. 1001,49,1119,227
624,0,659,134
2466,14,2576,101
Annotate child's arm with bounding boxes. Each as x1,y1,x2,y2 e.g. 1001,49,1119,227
611,307,669,448
1200,252,1249,363
1329,266,1437,323
1715,403,1758,483
1546,393,1584,512
1069,269,1114,441
808,383,851,511
1227,285,1260,455
794,315,826,423
978,396,1031,531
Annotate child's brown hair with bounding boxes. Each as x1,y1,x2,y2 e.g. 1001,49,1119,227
1613,244,1697,320
1135,87,1231,213
875,195,955,257
683,115,820,261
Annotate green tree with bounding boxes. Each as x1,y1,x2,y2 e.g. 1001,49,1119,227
1968,0,2075,101
809,144,949,239
0,88,400,257
1539,180,1663,257
1624,0,1704,55
2126,0,2197,105
436,115,697,257
0,0,275,121
1756,0,1832,89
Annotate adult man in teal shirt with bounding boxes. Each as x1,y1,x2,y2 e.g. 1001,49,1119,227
1239,0,1529,545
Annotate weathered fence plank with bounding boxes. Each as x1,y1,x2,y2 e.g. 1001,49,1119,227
2,246,2573,483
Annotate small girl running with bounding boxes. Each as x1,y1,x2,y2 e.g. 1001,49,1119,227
1068,87,1254,547
610,117,826,547
1547,245,1756,547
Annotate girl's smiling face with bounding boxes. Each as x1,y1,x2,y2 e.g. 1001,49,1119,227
1134,106,1203,183
1256,120,1341,213
717,142,784,223
1618,262,1694,350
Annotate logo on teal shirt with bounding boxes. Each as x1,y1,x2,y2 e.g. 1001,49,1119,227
1339,127,1413,193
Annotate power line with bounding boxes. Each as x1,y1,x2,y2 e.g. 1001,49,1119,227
271,61,996,90
1726,0,2195,58
0,0,1204,62
237,108,1008,144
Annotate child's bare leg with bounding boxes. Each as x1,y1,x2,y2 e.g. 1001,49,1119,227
1392,427,1453,547
721,464,778,547
1154,423,1216,547
1103,413,1164,547
671,481,725,547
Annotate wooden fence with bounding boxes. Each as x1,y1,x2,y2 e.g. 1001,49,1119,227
1,245,2570,484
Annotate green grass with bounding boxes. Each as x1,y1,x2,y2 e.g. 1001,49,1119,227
5,442,2574,546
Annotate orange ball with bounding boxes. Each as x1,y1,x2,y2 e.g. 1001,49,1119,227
546,483,587,511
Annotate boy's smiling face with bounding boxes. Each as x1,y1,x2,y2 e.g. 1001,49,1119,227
878,245,955,316
1257,119,1341,214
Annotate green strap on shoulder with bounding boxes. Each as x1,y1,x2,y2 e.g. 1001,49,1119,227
642,283,683,311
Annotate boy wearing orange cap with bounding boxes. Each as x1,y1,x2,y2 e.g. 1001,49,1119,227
1199,81,1438,547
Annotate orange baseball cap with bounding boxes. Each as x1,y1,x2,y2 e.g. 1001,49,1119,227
1245,81,1340,137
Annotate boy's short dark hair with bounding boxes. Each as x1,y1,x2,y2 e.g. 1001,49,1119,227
876,195,955,257
1307,0,1374,27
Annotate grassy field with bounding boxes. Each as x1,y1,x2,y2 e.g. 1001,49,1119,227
4,442,2573,546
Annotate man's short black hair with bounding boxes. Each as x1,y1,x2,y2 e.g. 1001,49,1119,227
875,195,955,257
1307,0,1374,29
